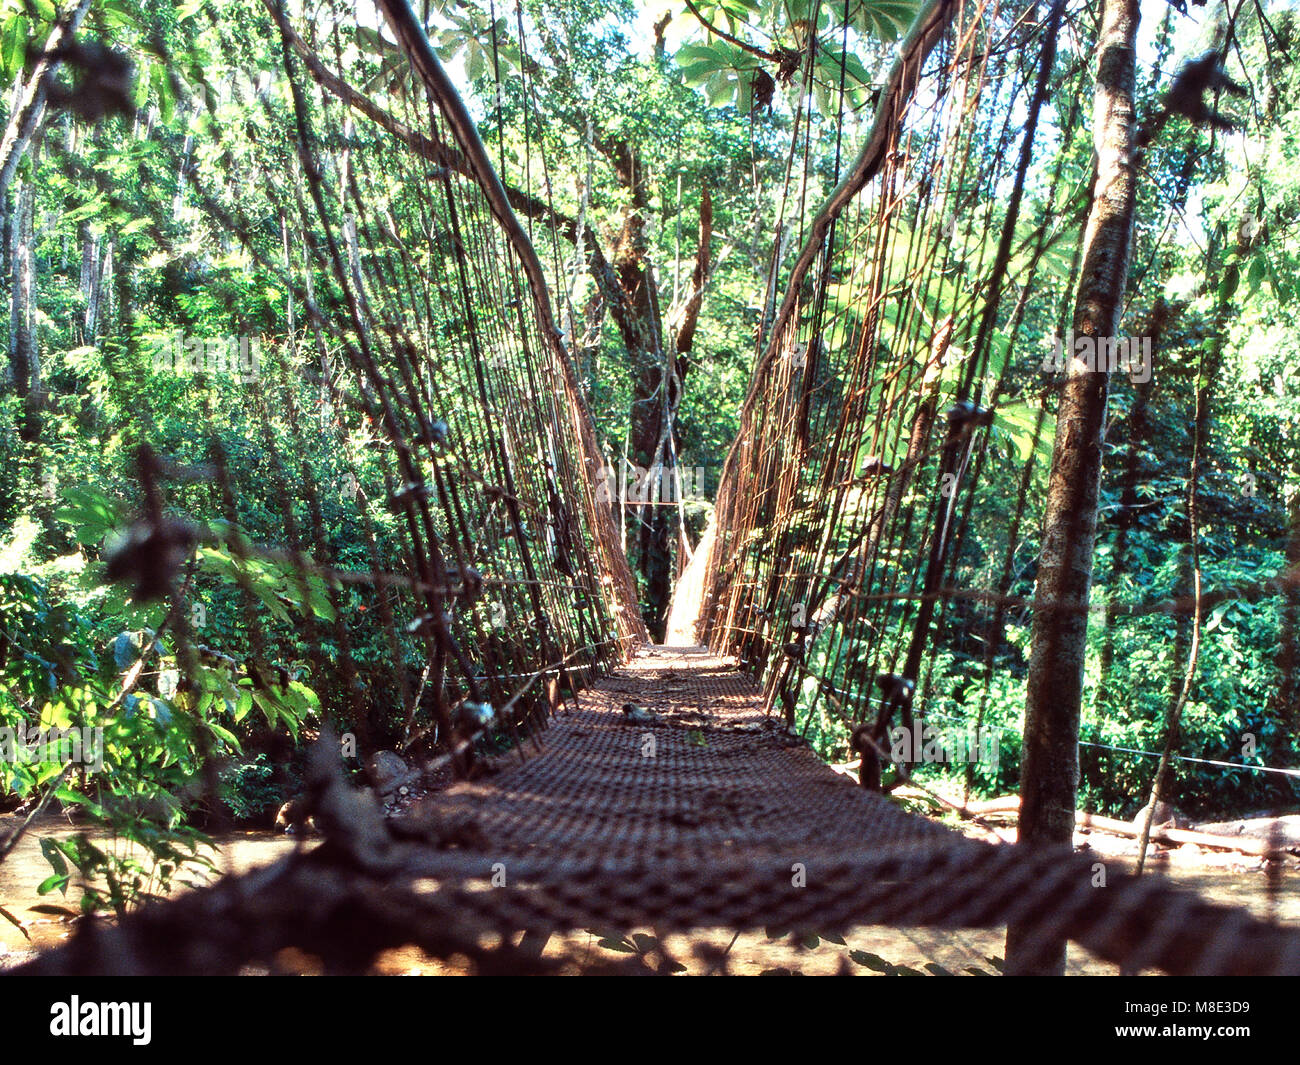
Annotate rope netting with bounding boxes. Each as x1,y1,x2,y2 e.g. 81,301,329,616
683,0,1284,800
58,0,647,789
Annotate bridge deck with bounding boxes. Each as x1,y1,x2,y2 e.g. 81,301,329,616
18,648,1300,974
417,645,958,863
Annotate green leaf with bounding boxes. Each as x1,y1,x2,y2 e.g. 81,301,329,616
676,44,726,87
853,0,919,41
40,837,68,878
1205,600,1233,633
249,688,280,729
53,486,123,545
151,61,174,124
465,39,485,82
1246,254,1266,297
3,15,29,77
134,59,152,109
736,72,754,115
206,721,242,750
37,873,71,897
704,70,734,109
992,402,1053,466
53,786,92,812
1218,263,1239,302
356,25,392,55
102,0,138,30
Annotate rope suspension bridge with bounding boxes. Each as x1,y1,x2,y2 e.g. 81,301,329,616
9,0,1299,974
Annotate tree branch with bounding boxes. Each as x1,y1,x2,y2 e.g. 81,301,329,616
263,0,462,173
265,0,643,379
671,182,712,359
682,0,780,63
0,0,93,202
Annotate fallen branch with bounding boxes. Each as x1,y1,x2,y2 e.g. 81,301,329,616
957,796,1289,858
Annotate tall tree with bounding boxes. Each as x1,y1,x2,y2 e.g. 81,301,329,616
1006,0,1140,975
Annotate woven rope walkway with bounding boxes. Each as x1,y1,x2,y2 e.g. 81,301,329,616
16,648,1300,974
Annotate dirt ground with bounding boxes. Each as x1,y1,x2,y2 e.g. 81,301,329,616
3,809,1295,975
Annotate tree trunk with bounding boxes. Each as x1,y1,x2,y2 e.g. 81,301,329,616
86,238,112,344
8,174,38,441
601,139,712,640
602,138,672,637
1005,0,1140,976
78,218,95,309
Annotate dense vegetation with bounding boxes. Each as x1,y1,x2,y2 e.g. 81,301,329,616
0,0,1298,918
